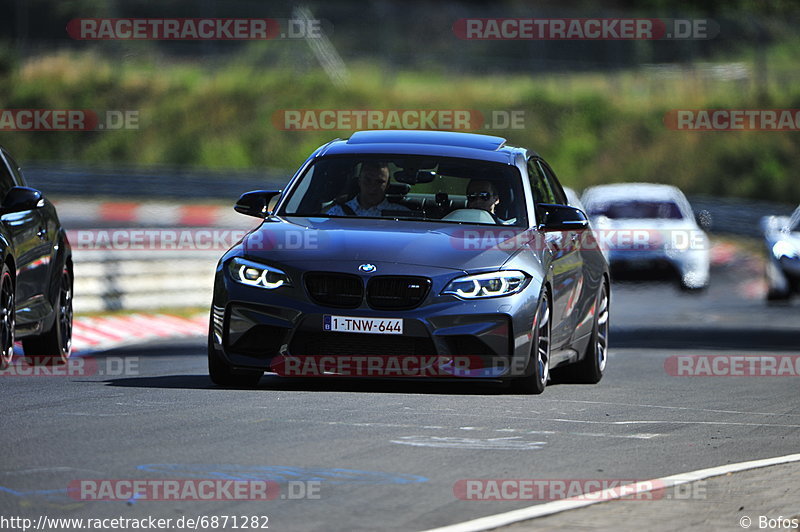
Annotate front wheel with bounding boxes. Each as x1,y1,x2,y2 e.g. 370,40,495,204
23,265,73,366
0,265,15,370
508,288,551,395
208,331,263,387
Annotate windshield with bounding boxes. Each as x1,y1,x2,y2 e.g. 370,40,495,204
279,155,527,226
587,200,684,220
791,206,800,232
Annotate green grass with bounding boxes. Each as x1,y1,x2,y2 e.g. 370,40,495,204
3,43,800,202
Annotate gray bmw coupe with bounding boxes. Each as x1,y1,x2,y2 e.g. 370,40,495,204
208,130,609,394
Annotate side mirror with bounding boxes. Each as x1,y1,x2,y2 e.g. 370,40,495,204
695,209,712,231
538,204,589,231
0,187,44,215
234,190,282,218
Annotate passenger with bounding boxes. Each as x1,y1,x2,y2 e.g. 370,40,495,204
466,179,500,215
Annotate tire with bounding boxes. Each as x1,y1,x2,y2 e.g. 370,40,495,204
0,265,15,370
556,281,609,384
23,265,73,366
766,287,791,302
508,288,551,395
208,330,263,387
765,258,791,302
679,277,708,293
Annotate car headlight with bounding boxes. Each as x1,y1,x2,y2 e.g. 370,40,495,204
228,257,291,289
442,270,529,299
772,240,799,260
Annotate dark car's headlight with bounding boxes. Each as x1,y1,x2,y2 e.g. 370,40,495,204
442,270,529,299
228,257,291,289
772,241,799,260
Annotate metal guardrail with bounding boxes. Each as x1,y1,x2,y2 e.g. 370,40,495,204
689,195,797,238
73,250,219,313
24,163,288,200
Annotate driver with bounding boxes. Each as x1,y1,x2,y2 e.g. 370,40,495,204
327,161,409,217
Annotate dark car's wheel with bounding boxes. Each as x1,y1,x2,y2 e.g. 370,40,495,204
765,259,791,302
208,331,263,387
556,281,609,384
679,280,707,293
509,288,550,395
0,265,15,370
23,265,73,365
766,288,792,302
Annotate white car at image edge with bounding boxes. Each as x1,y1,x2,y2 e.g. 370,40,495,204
761,204,800,301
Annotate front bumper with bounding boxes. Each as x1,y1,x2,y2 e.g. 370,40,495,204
210,261,541,379
608,248,709,287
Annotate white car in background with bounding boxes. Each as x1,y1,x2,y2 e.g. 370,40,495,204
581,183,710,291
761,205,800,301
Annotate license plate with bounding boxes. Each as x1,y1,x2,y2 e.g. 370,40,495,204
323,315,403,334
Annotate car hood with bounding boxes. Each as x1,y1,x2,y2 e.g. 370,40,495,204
240,216,530,271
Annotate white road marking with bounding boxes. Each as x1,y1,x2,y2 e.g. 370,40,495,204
547,418,800,428
62,412,128,417
550,399,800,418
392,436,546,450
271,406,798,430
253,418,660,440
420,452,800,532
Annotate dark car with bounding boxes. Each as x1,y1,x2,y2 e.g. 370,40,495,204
762,205,800,301
208,130,609,394
0,147,73,369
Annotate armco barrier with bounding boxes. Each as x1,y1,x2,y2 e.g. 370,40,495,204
73,249,219,313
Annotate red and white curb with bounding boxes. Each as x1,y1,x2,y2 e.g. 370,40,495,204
70,313,207,353
52,200,248,227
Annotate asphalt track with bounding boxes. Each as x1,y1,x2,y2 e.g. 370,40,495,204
1,247,798,532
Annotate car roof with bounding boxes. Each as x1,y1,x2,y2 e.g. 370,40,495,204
582,183,686,204
315,130,530,164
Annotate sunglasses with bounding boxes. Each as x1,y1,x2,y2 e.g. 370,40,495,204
467,191,496,201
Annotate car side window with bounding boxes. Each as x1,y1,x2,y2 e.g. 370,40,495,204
526,158,556,204
0,155,16,203
536,161,568,205
2,150,26,187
